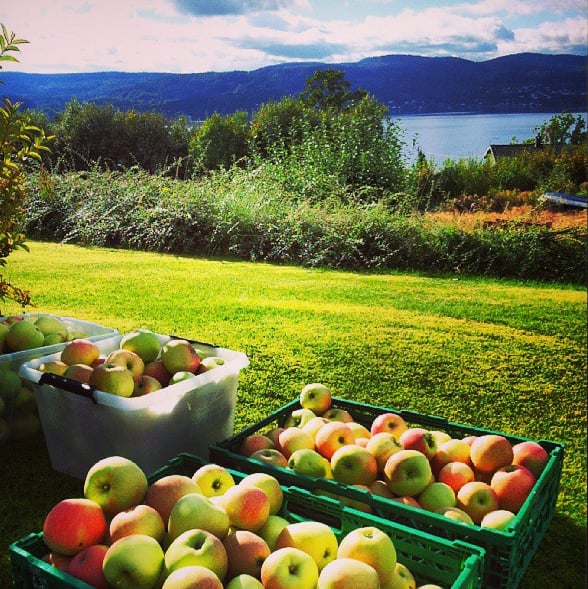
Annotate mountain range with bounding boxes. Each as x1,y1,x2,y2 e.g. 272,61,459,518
1,52,585,120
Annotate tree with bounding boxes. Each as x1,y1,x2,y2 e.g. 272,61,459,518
535,111,587,145
300,69,367,112
1,24,53,310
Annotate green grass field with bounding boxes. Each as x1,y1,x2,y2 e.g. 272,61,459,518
1,241,586,588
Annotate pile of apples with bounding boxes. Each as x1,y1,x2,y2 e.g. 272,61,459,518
39,455,441,589
237,383,550,530
38,329,226,398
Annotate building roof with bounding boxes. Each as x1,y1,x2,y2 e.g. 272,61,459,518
483,143,568,161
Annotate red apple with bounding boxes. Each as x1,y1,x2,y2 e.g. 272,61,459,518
315,421,355,459
330,444,378,486
239,433,276,457
67,544,109,589
511,441,550,479
438,461,475,493
490,464,536,513
145,474,202,525
399,427,438,459
370,412,408,438
60,339,100,366
143,359,172,387
456,481,499,524
470,435,513,474
223,530,271,579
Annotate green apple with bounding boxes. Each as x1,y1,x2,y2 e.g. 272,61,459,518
257,514,290,551
192,463,236,497
44,332,68,346
35,315,68,338
164,528,228,581
60,338,100,366
168,492,230,541
83,455,148,519
260,547,319,589
383,449,433,496
278,427,315,458
288,448,331,479
435,505,475,525
225,574,264,589
417,481,456,512
6,319,44,351
366,432,403,473
145,474,202,525
283,407,317,428
330,444,378,486
337,525,396,584
198,356,226,373
239,472,284,515
317,557,380,589
162,565,223,589
106,348,145,381
89,362,135,397
103,534,165,589
0,322,9,352
169,370,196,385
480,508,516,530
223,529,271,579
0,368,21,407
161,339,201,374
39,359,69,376
119,329,161,363
299,382,332,415
385,562,416,589
10,412,42,440
275,521,339,572
109,503,166,543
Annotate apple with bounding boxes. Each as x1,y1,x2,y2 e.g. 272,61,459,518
109,503,166,543
417,481,456,512
288,448,331,479
384,562,416,589
161,339,201,374
370,412,408,438
162,565,223,589
511,441,550,479
366,432,403,472
321,407,354,423
35,315,68,339
276,521,338,572
257,514,290,551
430,430,452,446
67,544,109,589
490,464,536,513
43,498,107,556
369,479,396,499
168,492,230,541
120,329,161,363
226,574,264,589
239,433,276,457
250,448,288,468
399,428,438,460
145,474,202,525
277,427,315,458
480,509,516,530
283,407,317,428
0,368,21,408
164,528,228,581
435,506,474,525
217,484,270,532
265,427,286,449
417,586,443,589
6,319,44,351
331,444,378,486
240,472,284,515
11,386,37,416
260,547,319,589
44,332,68,345
456,481,500,524
38,359,69,375
103,534,165,589
83,455,148,519
314,421,355,459
437,461,475,493
430,438,472,475
106,348,145,381
198,356,226,373
89,362,135,397
391,495,421,508
63,363,94,384
299,383,332,414
337,525,396,584
383,449,433,496
346,421,372,441
470,434,514,474
223,529,271,579
193,463,236,497
0,322,9,352
61,339,100,366
144,359,173,387
133,374,162,396
301,416,331,441
318,557,380,589
169,370,197,385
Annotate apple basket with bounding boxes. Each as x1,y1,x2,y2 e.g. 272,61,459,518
9,452,485,589
18,333,249,479
209,397,564,589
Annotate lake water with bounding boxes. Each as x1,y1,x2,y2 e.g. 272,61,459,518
395,112,587,162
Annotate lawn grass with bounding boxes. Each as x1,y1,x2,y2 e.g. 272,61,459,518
1,240,586,588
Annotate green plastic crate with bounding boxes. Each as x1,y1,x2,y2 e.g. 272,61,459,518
209,397,564,589
10,452,484,589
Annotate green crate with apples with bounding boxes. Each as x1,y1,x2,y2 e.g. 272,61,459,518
9,452,484,589
209,396,564,589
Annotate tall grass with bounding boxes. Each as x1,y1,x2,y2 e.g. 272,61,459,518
0,242,586,588
24,167,587,284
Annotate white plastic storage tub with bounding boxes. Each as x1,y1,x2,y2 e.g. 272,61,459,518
19,333,249,478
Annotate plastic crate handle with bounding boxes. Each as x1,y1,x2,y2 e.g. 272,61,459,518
39,372,98,403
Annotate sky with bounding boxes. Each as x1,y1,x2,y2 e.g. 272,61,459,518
1,0,586,74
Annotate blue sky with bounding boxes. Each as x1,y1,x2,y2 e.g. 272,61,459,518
1,0,586,74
